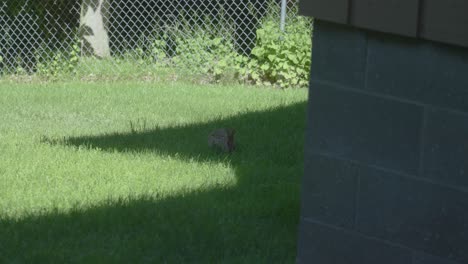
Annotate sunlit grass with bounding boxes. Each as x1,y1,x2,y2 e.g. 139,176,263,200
0,80,307,263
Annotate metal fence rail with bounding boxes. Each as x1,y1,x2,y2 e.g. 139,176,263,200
0,0,300,76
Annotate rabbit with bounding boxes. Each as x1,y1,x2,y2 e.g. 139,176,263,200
208,128,236,153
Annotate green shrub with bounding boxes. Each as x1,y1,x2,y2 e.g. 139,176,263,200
126,33,169,67
241,15,313,88
35,40,80,78
173,32,240,79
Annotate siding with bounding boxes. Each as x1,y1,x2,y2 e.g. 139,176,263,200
299,0,468,48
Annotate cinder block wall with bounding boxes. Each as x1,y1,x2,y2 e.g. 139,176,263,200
297,21,468,264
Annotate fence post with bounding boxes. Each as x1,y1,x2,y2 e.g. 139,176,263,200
280,0,287,32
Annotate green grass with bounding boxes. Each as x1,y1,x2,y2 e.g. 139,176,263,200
0,79,308,263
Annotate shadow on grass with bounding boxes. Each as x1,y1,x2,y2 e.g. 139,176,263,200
1,102,307,263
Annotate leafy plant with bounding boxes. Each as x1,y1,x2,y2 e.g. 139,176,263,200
129,33,169,67
172,29,241,82
35,40,81,78
150,38,168,63
242,15,313,88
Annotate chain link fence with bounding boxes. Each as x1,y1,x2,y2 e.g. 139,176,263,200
0,0,302,78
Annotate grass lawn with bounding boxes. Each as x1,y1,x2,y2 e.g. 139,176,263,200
0,79,308,263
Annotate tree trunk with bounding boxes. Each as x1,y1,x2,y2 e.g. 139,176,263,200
80,0,110,58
